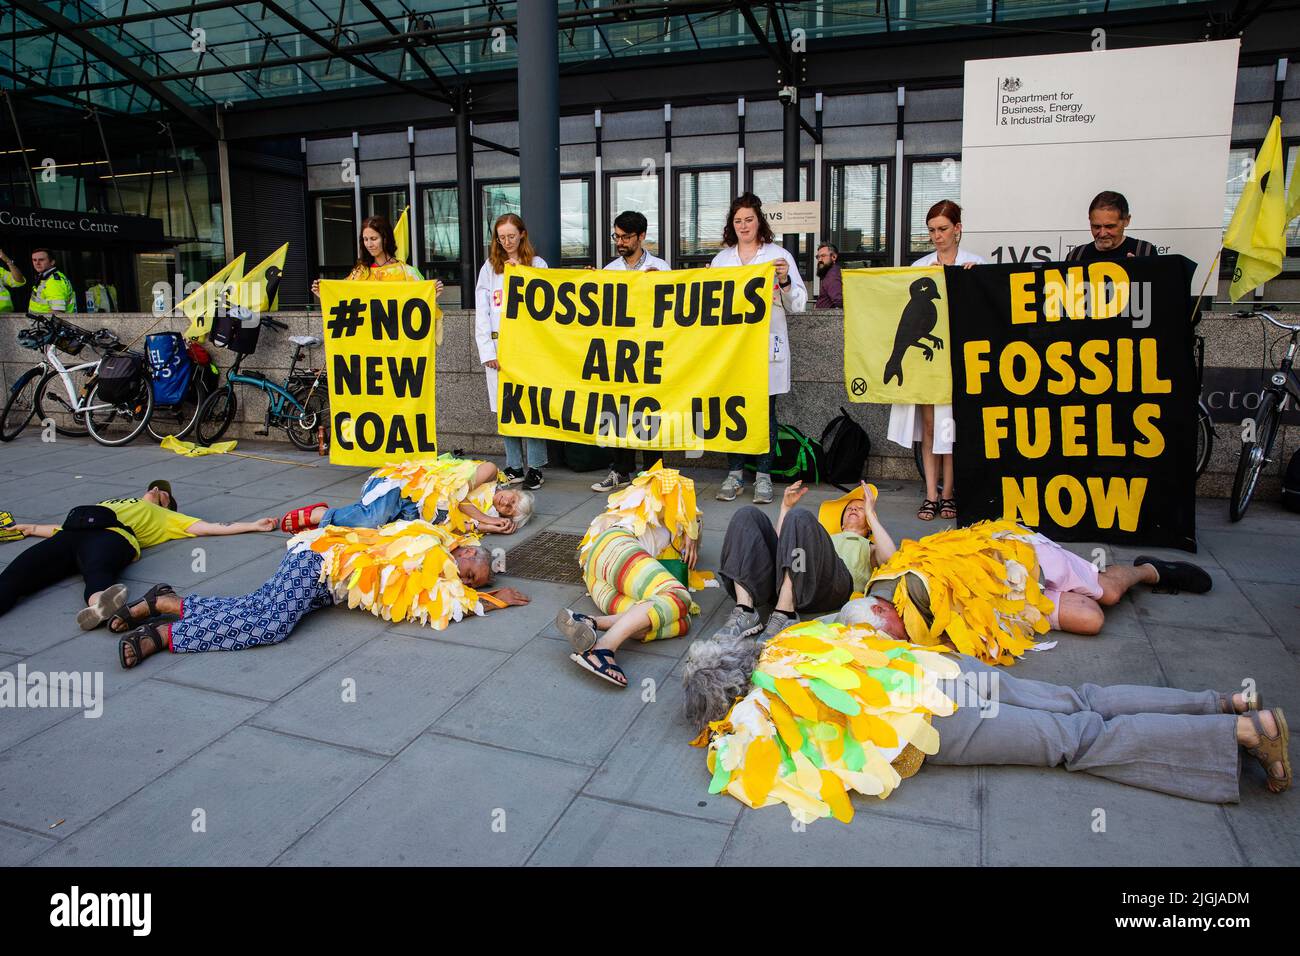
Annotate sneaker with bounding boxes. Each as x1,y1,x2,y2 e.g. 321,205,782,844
555,608,598,653
716,474,744,501
591,470,630,493
523,468,545,490
502,467,525,486
753,473,774,504
758,609,798,642
710,605,762,642
1133,556,1213,594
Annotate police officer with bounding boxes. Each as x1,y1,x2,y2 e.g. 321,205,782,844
29,248,76,314
0,248,25,314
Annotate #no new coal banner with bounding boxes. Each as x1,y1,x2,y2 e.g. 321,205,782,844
948,256,1198,550
496,264,772,454
319,279,442,466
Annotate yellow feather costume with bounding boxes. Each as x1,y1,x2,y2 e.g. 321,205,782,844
704,619,961,824
292,520,485,630
869,519,1056,666
372,455,503,534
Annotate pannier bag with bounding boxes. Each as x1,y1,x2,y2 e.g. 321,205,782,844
95,353,145,404
210,305,262,354
146,332,194,406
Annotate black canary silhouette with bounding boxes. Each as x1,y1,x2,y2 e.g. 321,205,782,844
883,276,943,386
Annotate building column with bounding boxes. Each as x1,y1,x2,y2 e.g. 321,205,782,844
455,87,476,296
517,0,560,266
782,86,800,258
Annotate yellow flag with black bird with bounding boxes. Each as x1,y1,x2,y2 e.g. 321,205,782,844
180,253,245,340
394,205,410,265
1224,116,1286,302
231,242,289,313
842,266,951,405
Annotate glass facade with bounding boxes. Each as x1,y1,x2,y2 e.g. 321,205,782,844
316,194,358,276
829,162,890,266
750,165,812,276
676,169,733,266
421,186,461,284
478,179,591,266
608,174,661,259
908,158,962,257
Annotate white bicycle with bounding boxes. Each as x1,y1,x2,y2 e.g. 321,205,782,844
0,313,153,446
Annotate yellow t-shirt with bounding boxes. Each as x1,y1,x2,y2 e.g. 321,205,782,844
831,530,874,594
84,497,200,559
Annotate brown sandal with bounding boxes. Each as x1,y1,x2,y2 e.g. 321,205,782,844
1220,689,1263,714
1245,708,1290,793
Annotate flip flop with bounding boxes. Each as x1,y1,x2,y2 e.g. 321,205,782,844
280,503,326,534
570,648,627,687
76,583,129,631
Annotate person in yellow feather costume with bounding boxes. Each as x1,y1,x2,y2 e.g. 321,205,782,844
703,612,1292,822
556,460,712,688
278,455,533,536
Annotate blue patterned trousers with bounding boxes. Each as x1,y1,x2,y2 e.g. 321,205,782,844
170,549,334,653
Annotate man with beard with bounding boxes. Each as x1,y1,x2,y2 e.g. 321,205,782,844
814,241,842,308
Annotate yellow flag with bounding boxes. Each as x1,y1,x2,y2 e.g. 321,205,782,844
231,242,289,314
1287,148,1300,234
180,253,245,340
842,266,951,404
1224,116,1286,302
394,205,410,264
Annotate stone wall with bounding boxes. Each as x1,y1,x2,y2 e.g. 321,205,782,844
3,308,1295,499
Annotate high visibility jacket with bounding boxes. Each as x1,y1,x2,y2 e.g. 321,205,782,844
29,268,76,314
85,283,117,313
0,269,24,313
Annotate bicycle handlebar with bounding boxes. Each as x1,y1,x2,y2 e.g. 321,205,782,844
261,316,289,332
1233,310,1300,333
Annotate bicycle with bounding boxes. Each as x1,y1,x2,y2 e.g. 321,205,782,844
1228,310,1300,521
0,313,153,446
194,313,330,452
144,336,213,443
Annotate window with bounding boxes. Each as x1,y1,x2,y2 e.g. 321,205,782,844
749,164,813,277
420,185,460,284
316,193,357,276
479,179,592,266
608,172,661,259
829,161,890,266
676,168,734,266
907,158,961,258
1287,144,1300,252
365,189,408,231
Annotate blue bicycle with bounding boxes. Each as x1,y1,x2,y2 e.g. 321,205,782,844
193,312,329,452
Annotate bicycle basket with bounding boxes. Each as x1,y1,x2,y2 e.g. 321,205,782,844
95,352,145,403
210,307,261,354
53,324,87,357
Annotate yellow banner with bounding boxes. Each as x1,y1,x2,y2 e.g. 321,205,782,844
320,279,441,466
496,264,772,454
843,266,952,405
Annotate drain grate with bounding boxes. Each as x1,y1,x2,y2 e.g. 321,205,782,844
501,531,586,584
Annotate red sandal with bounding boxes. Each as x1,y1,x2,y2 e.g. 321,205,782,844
280,503,326,534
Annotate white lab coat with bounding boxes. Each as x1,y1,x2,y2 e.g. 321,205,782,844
603,251,670,271
708,243,806,395
886,248,985,453
475,256,548,412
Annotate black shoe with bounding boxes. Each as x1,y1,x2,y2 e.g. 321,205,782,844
502,467,525,486
523,468,545,490
1134,556,1213,594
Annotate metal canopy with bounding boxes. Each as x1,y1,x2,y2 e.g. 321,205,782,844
0,1,1202,133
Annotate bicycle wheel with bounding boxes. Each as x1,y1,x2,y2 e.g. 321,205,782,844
85,376,155,447
286,385,329,451
195,385,238,446
0,368,42,441
1229,391,1281,521
1194,403,1214,478
913,440,925,481
35,369,91,437
146,377,207,442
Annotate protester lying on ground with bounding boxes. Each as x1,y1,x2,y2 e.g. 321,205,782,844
1065,189,1158,262
711,192,807,506
0,479,275,630
695,616,1288,827
115,520,529,668
556,461,710,688
278,455,534,536
682,482,1212,727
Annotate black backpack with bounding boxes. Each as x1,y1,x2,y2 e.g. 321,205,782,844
1283,449,1300,513
746,423,823,484
95,353,145,403
820,407,871,489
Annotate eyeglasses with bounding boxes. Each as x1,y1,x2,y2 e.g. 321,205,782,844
610,232,640,241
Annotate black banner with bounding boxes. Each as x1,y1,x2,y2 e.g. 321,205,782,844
949,255,1197,550
0,207,165,244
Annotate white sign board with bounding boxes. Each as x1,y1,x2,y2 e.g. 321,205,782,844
764,201,821,234
960,40,1239,291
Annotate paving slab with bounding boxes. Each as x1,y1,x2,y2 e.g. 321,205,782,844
273,734,590,866
0,579,95,656
390,582,585,654
434,635,674,766
526,796,731,866
124,531,286,591
1199,530,1300,585
1009,614,1165,689
1219,779,1300,867
33,726,384,866
1145,623,1300,715
1127,567,1272,636
250,633,508,755
1235,580,1300,653
980,766,1244,866
0,680,262,834
0,822,58,865
721,804,980,866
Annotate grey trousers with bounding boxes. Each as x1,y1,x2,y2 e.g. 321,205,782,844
718,506,854,613
930,656,1241,804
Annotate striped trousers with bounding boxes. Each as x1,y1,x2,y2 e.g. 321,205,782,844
581,528,692,642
